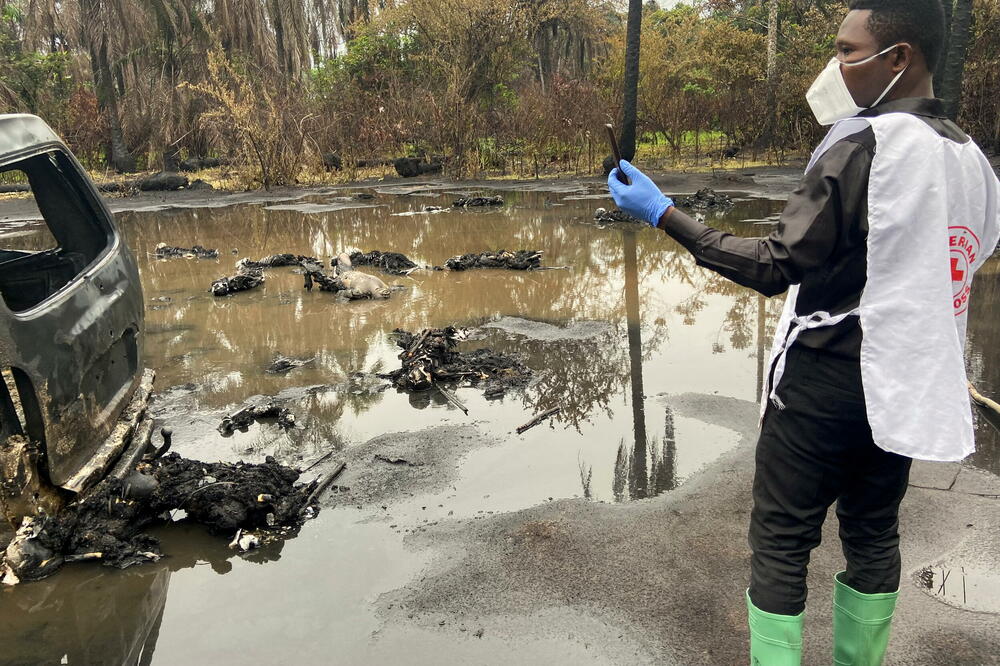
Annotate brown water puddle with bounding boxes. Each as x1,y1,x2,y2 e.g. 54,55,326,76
2,184,999,662
117,187,790,497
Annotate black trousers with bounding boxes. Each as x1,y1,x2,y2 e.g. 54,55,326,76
748,346,913,616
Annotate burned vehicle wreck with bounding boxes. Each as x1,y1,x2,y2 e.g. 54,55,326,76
0,114,154,526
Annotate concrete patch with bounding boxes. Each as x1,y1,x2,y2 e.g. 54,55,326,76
325,424,503,508
951,466,1000,496
909,460,961,490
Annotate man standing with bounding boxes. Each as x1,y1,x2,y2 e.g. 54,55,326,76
608,1,1000,664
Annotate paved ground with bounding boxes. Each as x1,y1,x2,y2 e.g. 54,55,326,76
363,393,1000,664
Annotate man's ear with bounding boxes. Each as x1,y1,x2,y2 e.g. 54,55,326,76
890,43,914,73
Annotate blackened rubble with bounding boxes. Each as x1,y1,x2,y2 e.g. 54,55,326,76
453,195,504,207
302,266,339,292
444,250,542,271
675,187,733,211
593,207,641,224
211,266,264,296
382,327,531,393
237,253,321,270
218,401,296,435
0,453,320,583
348,250,418,275
155,243,220,259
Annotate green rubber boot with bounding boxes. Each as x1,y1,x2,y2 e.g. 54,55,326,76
746,591,804,666
833,571,898,665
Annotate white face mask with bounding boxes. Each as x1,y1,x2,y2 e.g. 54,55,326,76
806,44,908,126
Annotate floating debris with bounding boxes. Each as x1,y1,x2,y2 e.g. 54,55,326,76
237,253,320,270
266,355,314,374
453,195,504,207
675,188,733,211
211,266,264,296
155,243,220,259
516,407,562,434
593,207,641,224
218,401,296,435
303,253,391,299
383,327,531,392
348,250,419,275
444,249,542,271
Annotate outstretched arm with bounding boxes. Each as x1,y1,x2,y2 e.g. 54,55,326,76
608,144,871,297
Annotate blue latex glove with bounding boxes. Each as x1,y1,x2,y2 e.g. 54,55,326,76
607,160,674,226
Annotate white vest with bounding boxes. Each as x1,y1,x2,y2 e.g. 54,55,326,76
761,112,1000,461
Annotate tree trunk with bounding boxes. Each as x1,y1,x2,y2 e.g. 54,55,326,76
762,0,779,148
620,0,643,161
78,0,135,173
934,0,953,93
941,0,973,120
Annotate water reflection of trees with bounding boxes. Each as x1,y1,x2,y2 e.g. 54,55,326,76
612,406,679,502
119,192,785,428
489,331,630,432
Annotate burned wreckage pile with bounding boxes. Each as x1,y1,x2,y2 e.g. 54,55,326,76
208,244,550,298
1,451,333,584
675,188,733,211
348,250,418,276
444,249,543,271
382,327,531,397
211,265,264,296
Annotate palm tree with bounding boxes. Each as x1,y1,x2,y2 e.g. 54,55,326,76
933,0,952,90
77,0,136,172
940,0,973,119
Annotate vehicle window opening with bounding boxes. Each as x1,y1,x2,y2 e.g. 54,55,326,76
0,151,112,312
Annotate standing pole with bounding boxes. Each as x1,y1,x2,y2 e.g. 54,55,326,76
620,0,643,161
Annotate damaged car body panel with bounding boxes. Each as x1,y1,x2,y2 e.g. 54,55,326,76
0,114,152,520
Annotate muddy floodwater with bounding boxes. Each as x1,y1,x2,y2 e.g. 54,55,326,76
2,181,1000,663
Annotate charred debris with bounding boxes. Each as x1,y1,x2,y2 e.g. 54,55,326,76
1,449,345,585
593,207,641,225
209,246,551,298
381,327,531,398
348,250,418,276
444,250,543,271
155,243,220,259
453,195,504,207
675,188,733,211
210,265,264,296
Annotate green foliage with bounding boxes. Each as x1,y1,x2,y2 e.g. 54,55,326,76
0,35,74,122
0,0,996,179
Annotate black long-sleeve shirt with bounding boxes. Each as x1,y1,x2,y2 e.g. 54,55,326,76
659,97,967,360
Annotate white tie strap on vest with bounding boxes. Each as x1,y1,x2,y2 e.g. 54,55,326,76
761,112,1000,461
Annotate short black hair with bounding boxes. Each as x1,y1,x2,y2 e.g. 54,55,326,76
847,0,946,70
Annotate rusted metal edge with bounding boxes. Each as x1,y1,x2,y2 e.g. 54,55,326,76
106,410,155,482
61,368,155,494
